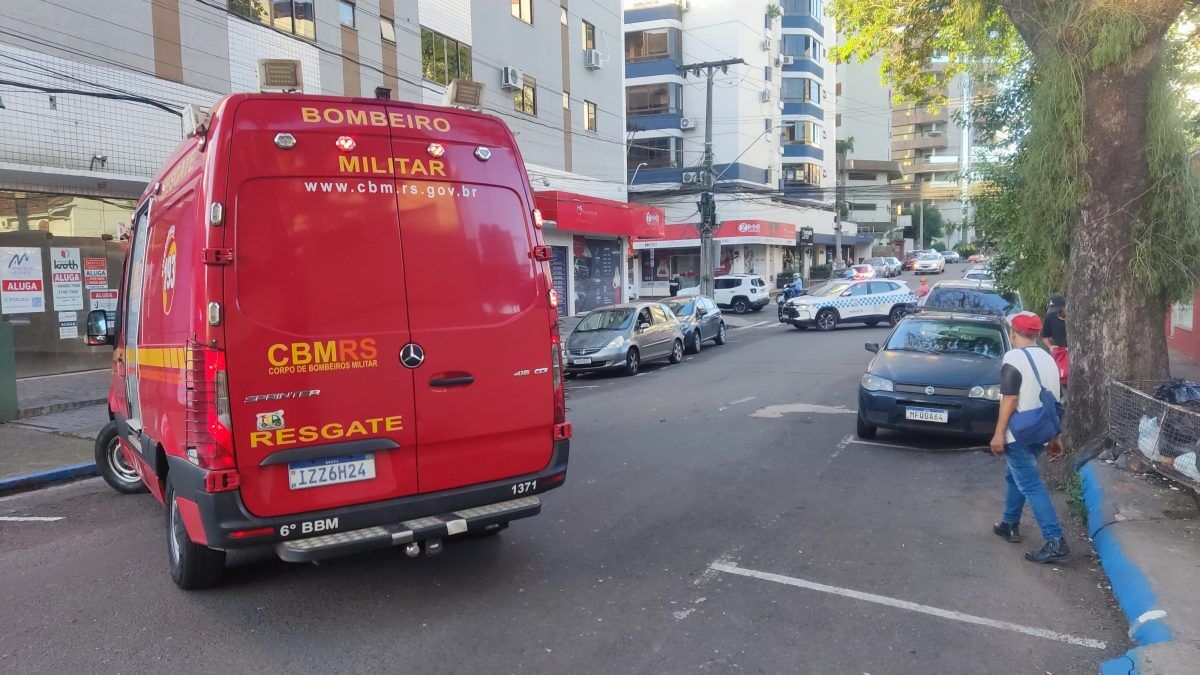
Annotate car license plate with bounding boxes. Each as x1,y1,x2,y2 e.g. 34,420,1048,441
288,453,376,490
571,357,592,365
906,407,948,423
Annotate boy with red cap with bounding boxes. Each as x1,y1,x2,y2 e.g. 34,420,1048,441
990,311,1069,564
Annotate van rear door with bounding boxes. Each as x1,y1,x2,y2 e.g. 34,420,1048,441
389,134,554,493
222,99,418,518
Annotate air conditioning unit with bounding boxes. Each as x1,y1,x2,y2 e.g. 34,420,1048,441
679,117,696,130
501,66,523,90
682,171,700,184
760,38,771,52
760,89,772,103
780,55,795,66
584,49,602,70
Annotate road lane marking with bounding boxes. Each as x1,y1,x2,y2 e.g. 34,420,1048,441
750,403,855,418
727,396,757,405
0,516,64,522
708,561,1106,650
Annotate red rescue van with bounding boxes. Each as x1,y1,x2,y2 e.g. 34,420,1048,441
86,94,571,589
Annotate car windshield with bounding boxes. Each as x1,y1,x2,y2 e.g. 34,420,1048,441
811,282,854,297
886,320,1005,358
665,300,695,317
575,308,633,332
924,287,1020,315
869,258,885,265
919,253,940,261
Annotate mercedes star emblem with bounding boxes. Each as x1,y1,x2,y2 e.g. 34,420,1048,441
400,343,425,369
924,386,936,395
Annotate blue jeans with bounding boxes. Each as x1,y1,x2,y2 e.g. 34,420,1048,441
1001,442,1063,541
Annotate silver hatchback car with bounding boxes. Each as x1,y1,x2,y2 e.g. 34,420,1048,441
565,302,686,376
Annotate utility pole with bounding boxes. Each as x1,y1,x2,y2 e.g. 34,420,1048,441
918,188,925,250
679,58,744,297
834,149,845,267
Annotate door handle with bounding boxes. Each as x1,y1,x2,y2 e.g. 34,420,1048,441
429,375,475,388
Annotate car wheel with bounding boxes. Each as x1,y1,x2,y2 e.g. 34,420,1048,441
95,421,148,495
669,339,684,364
686,329,702,354
815,309,837,331
167,479,226,590
856,414,878,439
889,305,907,327
732,298,749,314
714,322,727,345
623,348,640,376
864,319,880,327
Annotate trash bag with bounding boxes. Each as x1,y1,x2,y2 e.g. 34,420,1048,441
1173,452,1200,482
1138,415,1163,460
1153,379,1200,405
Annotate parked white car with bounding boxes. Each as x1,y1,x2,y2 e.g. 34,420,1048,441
713,274,770,314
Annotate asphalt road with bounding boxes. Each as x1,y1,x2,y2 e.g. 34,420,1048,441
0,265,1126,673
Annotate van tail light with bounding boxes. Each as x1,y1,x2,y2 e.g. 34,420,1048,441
185,342,237,474
550,327,570,436
549,288,559,308
532,208,544,229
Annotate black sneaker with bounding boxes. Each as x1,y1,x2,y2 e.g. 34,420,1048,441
993,521,1021,543
1025,538,1071,564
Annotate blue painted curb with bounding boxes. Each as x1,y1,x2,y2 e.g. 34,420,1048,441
1079,461,1172,675
0,462,97,494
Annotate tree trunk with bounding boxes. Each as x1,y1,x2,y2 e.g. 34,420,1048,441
1059,41,1171,478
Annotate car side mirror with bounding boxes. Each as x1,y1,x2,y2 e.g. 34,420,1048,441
85,309,114,347
841,291,853,297
865,342,880,353
637,321,650,331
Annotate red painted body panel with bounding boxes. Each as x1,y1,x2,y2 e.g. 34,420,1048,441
106,93,561,522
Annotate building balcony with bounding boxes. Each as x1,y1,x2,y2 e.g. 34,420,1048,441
892,108,947,126
781,58,823,78
892,134,948,152
782,144,824,160
626,59,681,79
624,1,683,24
782,101,823,118
781,14,823,35
627,112,683,132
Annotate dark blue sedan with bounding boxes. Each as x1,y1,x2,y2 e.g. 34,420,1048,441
857,314,1010,439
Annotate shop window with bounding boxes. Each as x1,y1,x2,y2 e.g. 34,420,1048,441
421,27,473,85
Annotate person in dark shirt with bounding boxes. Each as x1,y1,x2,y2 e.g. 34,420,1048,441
1041,293,1069,386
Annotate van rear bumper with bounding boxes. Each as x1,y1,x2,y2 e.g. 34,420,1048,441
167,439,569,555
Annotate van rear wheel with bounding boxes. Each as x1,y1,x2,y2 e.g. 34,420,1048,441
96,421,147,495
167,480,226,590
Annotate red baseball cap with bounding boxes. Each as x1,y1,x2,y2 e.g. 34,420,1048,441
1010,311,1042,334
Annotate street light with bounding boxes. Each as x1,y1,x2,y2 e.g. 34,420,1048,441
629,162,648,186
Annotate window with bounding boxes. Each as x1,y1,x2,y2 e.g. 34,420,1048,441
628,137,682,169
781,121,821,146
228,0,314,39
515,75,537,114
781,77,821,104
511,0,533,24
625,83,682,116
1174,302,1195,330
781,0,822,19
835,82,842,96
849,202,878,211
781,34,821,60
783,163,822,187
625,28,681,62
582,20,596,50
563,91,570,109
848,171,877,181
380,17,396,43
561,7,567,25
338,0,355,28
584,100,597,132
650,305,671,324
420,28,472,85
764,65,772,82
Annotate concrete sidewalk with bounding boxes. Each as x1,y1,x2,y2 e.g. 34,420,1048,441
15,369,110,418
1082,460,1200,674
0,422,95,485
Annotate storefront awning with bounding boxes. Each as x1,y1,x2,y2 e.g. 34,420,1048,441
533,190,665,239
812,233,875,246
633,219,799,249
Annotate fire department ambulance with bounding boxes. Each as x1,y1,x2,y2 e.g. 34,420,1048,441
87,82,571,589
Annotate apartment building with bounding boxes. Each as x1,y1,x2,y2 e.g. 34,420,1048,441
835,55,902,242
623,0,866,296
0,0,630,375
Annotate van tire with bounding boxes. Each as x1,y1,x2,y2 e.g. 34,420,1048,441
714,322,727,345
623,348,640,376
732,297,750,314
167,480,226,590
96,421,148,495
669,339,684,364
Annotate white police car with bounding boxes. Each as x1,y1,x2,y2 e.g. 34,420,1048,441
781,279,916,331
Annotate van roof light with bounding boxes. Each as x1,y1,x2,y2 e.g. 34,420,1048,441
335,136,356,152
258,59,303,92
444,78,484,110
426,142,445,158
181,104,210,138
